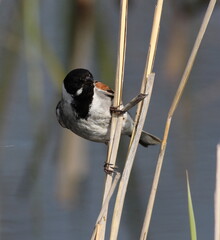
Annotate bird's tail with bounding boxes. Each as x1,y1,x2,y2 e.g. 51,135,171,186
139,131,161,147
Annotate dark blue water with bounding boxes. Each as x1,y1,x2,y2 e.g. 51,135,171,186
0,0,219,239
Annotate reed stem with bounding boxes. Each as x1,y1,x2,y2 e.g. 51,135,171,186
110,74,155,240
140,1,217,239
93,1,128,239
109,0,164,238
215,144,220,240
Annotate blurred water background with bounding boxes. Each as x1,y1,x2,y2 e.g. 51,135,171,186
0,0,219,239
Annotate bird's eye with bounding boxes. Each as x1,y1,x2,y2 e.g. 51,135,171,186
85,76,93,82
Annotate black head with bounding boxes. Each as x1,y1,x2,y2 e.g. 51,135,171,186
62,69,95,119
63,68,94,96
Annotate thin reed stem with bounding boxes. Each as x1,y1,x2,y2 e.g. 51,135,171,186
109,0,164,238
110,74,155,240
130,0,164,148
91,172,121,240
215,144,220,240
140,1,217,239
94,1,128,239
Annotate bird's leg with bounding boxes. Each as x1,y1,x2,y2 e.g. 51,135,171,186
110,93,147,115
121,93,147,112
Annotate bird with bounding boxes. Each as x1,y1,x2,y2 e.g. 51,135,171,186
56,68,161,149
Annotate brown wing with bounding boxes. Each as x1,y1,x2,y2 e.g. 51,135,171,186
95,82,114,97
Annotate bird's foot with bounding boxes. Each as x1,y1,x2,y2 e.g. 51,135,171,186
104,162,118,175
110,106,125,115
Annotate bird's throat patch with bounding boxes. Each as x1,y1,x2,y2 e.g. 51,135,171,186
71,85,94,120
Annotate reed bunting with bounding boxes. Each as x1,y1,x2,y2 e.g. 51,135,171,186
56,68,160,148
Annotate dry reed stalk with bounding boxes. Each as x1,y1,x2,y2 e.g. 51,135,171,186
141,0,164,84
129,0,164,138
91,172,121,240
109,74,155,240
215,144,220,240
140,1,217,239
109,1,164,239
94,1,128,239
